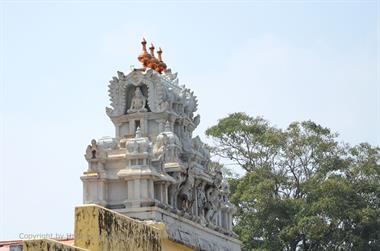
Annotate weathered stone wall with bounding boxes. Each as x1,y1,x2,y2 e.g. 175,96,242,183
20,204,195,251
74,204,162,251
23,239,87,251
148,223,196,251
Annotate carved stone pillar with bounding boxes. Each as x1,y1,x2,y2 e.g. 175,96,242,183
80,175,106,206
143,117,148,136
115,122,122,139
158,119,166,133
129,120,134,135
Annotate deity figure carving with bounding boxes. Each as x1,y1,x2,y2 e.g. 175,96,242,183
181,88,198,118
196,182,207,224
128,87,147,113
178,166,195,214
85,139,98,160
153,133,168,161
166,134,181,162
153,122,181,163
182,130,193,153
85,139,106,172
220,181,230,203
159,100,170,112
213,169,223,189
159,87,174,112
205,187,220,223
168,171,187,210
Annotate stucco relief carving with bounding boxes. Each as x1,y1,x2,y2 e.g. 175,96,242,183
84,139,107,173
85,139,108,161
127,87,147,113
178,165,195,214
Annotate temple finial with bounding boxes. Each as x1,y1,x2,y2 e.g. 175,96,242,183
141,37,147,50
135,126,142,138
138,38,151,67
147,43,159,70
157,47,163,62
149,43,155,57
156,46,167,73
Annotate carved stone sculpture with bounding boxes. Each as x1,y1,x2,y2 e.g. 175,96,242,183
127,87,147,113
85,139,98,160
205,187,220,223
84,139,106,172
178,165,195,213
153,132,168,162
196,182,207,224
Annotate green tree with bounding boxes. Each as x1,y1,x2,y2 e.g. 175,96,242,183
206,113,380,251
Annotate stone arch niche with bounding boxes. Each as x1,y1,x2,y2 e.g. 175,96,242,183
124,84,151,114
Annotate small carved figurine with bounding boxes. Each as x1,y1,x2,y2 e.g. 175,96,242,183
85,139,98,160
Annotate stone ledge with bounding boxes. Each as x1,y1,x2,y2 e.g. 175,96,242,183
116,206,241,251
117,206,239,241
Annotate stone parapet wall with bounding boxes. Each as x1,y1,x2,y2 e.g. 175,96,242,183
118,206,241,251
19,204,196,251
23,239,87,251
74,204,162,251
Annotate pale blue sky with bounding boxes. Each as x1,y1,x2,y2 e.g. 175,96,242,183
1,0,379,240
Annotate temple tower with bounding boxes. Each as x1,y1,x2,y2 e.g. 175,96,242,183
81,39,241,251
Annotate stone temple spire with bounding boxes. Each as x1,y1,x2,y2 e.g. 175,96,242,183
83,39,240,251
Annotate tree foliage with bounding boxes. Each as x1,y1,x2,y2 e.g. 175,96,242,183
206,113,380,251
